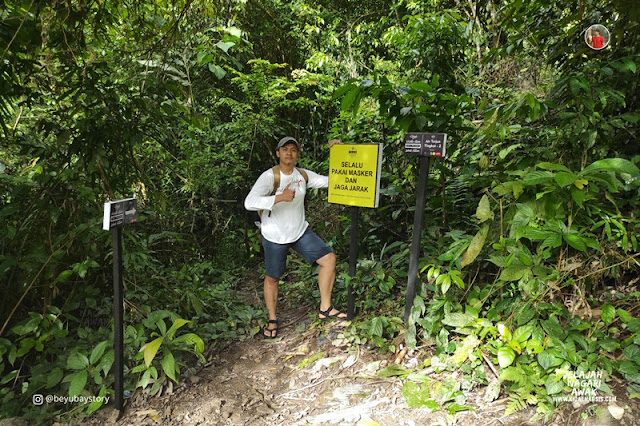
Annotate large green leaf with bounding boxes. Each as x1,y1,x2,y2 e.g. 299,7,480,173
68,370,88,398
89,341,108,365
541,317,564,338
622,58,637,73
209,64,226,79
161,352,178,382
476,195,493,222
142,337,164,367
341,87,361,111
46,367,64,389
601,304,616,325
197,51,214,64
537,162,571,172
599,338,619,352
461,225,489,267
436,274,452,294
215,41,235,53
172,333,205,354
370,317,384,337
138,369,151,389
554,171,577,187
86,386,107,414
523,227,552,240
545,374,564,395
618,361,639,376
516,203,535,218
513,324,534,343
67,352,89,370
498,346,516,368
540,233,563,250
617,308,633,323
99,350,115,376
581,158,640,176
537,351,560,370
166,318,191,340
569,78,582,95
522,171,554,185
623,345,640,363
442,312,477,327
332,81,357,99
571,186,586,207
563,234,586,252
499,264,527,281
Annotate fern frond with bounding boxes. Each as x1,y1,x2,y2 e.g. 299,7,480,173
505,394,528,416
499,366,532,388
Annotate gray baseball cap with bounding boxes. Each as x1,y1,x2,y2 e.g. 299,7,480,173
276,136,300,150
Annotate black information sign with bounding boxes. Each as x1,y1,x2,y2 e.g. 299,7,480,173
103,198,138,230
403,132,447,322
102,197,138,413
404,133,447,157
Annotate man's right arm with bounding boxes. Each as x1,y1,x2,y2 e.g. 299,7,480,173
244,170,276,212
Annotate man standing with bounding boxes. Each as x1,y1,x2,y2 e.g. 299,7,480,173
245,136,347,339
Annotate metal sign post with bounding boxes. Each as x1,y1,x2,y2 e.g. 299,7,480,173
111,226,124,412
404,156,431,322
403,134,447,323
103,198,138,412
347,206,358,320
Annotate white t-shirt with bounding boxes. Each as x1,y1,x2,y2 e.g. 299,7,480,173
244,167,328,244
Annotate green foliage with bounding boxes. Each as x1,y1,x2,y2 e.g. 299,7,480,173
331,314,404,355
129,313,204,393
0,305,112,419
400,375,473,414
2,0,640,422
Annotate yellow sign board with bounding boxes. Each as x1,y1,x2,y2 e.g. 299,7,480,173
328,144,383,208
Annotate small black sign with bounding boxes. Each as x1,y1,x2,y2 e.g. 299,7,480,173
404,133,447,157
103,198,138,230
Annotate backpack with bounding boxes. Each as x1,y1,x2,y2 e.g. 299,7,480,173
258,165,309,219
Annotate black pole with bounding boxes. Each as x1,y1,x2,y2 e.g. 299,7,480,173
347,206,358,320
404,156,431,323
112,227,124,411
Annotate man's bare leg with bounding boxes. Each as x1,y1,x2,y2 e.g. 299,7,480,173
316,252,347,319
264,275,279,336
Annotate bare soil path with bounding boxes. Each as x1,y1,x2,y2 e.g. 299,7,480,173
83,287,638,426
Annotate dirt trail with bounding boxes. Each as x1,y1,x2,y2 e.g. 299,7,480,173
84,304,539,426
84,285,638,426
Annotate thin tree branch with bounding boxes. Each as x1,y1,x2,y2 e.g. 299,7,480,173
1,0,35,63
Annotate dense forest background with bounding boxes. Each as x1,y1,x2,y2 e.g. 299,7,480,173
1,0,639,422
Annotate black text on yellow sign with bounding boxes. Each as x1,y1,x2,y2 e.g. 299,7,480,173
328,144,383,208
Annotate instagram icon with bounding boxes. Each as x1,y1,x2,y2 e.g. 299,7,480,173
32,394,44,405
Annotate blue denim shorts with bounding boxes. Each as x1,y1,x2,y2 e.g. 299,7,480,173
262,227,332,279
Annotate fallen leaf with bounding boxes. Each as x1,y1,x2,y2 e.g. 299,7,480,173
608,404,624,420
342,354,357,369
136,409,159,417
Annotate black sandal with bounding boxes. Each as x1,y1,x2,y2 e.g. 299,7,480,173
263,319,279,339
318,304,347,321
